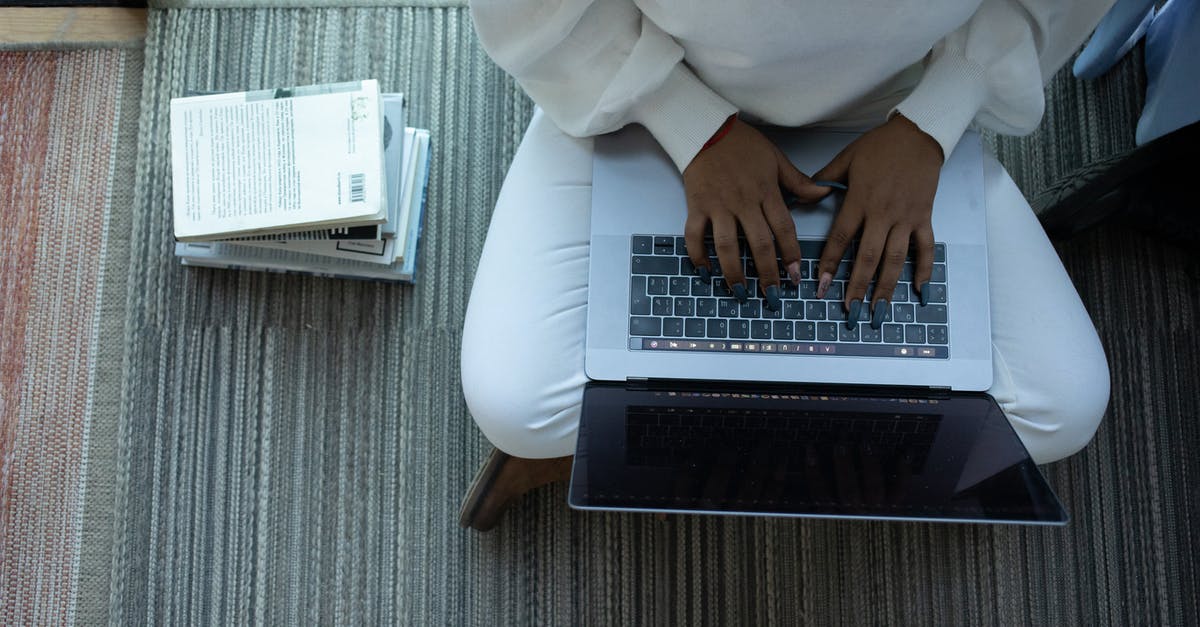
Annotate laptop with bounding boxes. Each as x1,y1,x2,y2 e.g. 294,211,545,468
568,125,1068,525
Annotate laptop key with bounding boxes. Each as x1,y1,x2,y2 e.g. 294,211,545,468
784,301,804,319
680,257,697,276
690,277,712,296
795,321,816,340
740,300,761,318
696,298,717,317
773,320,794,340
713,278,731,297
882,323,904,343
927,325,948,344
674,297,695,317
752,320,772,339
817,322,838,341
859,325,882,342
827,302,846,321
934,243,945,262
806,301,826,320
633,255,677,275
705,318,727,338
675,237,688,256
892,283,909,302
927,283,947,303
718,299,739,317
685,318,706,337
647,276,668,295
905,324,926,344
653,236,675,253
729,319,750,339
632,236,653,255
762,305,782,319
663,318,684,337
839,324,860,342
629,317,661,336
630,292,650,315
931,263,946,282
652,297,672,316
893,303,915,323
915,304,947,323
669,276,690,295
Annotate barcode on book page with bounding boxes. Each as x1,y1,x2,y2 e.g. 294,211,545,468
349,173,365,203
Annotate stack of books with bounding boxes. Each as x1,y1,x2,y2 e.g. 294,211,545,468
170,80,430,282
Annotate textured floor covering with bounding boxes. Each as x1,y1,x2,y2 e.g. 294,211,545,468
1,5,1194,625
0,48,143,625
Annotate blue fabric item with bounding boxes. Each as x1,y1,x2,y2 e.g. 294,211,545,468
1073,0,1156,79
1137,0,1200,144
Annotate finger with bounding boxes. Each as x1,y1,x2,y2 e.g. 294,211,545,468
812,142,855,185
740,208,782,310
684,211,712,280
869,226,911,330
816,193,863,299
762,190,802,284
711,213,747,301
776,147,832,204
911,225,936,306
844,221,890,328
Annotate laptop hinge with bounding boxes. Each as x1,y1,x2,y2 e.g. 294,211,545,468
620,378,958,399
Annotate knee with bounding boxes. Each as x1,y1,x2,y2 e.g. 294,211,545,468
1003,343,1111,464
460,344,582,459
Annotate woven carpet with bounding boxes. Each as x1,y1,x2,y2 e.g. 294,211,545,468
0,47,143,625
0,5,1189,625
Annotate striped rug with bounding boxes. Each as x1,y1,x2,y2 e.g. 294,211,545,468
0,48,143,625
100,6,1198,625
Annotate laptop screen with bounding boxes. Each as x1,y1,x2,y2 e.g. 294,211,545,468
569,383,1067,525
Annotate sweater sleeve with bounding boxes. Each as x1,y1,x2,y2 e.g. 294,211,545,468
469,0,738,172
894,0,1114,158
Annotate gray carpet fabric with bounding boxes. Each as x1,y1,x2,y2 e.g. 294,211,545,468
109,7,1199,624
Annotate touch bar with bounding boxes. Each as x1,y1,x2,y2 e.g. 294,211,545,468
637,338,948,359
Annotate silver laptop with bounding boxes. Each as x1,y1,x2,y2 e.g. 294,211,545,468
585,126,991,389
569,125,1068,525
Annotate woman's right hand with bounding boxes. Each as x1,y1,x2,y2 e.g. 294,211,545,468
682,119,831,310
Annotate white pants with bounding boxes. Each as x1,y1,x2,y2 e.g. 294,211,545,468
462,109,1111,464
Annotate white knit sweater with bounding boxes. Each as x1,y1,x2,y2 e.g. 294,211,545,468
470,0,1113,171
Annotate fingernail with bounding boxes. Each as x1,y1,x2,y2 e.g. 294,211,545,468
871,299,888,329
817,272,832,299
765,285,781,311
698,266,711,281
919,281,930,307
811,180,848,191
847,299,861,330
786,261,801,284
733,283,749,303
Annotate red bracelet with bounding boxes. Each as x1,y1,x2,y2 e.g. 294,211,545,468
699,113,737,152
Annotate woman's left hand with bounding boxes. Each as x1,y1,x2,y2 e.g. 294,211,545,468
811,114,945,327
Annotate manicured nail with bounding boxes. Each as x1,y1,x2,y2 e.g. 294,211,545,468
919,281,930,307
697,266,711,281
811,180,848,191
733,283,749,303
871,299,888,329
847,299,861,330
765,285,781,311
817,272,832,299
786,261,802,284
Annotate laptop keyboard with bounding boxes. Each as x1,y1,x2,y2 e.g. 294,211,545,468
629,235,950,359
